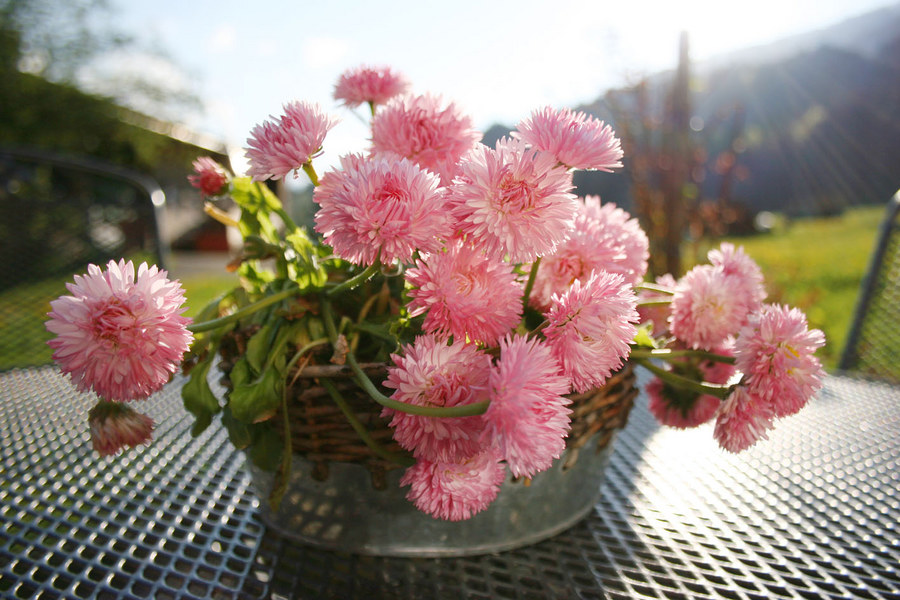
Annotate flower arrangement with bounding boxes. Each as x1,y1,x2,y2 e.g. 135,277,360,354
45,65,825,522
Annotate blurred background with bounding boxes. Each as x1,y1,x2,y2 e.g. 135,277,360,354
2,0,899,370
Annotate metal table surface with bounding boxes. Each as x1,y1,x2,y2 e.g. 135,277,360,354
1,367,898,600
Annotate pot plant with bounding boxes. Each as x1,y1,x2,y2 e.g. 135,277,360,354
45,65,826,557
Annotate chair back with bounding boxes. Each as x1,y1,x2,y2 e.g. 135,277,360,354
0,148,166,370
839,190,900,382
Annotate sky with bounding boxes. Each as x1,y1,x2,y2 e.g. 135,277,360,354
111,0,896,175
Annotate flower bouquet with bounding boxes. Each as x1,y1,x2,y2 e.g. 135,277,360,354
45,65,826,555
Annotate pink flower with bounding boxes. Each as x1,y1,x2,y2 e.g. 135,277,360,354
449,137,577,263
405,240,523,345
245,101,337,182
543,270,639,393
333,65,410,109
669,260,763,350
514,106,623,171
713,386,775,453
371,93,480,185
646,377,720,429
481,335,571,478
530,196,649,309
45,260,193,402
88,400,154,456
188,157,229,196
708,243,766,308
383,335,493,462
734,304,825,418
313,153,449,266
400,449,506,521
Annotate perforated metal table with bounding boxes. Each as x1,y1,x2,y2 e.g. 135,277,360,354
2,367,898,599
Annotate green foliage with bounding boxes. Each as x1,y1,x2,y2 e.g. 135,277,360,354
181,356,221,436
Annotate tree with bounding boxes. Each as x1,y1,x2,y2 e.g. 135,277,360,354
0,0,200,122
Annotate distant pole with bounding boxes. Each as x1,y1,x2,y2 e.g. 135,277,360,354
660,31,692,277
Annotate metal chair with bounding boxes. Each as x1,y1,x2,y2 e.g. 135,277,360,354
839,190,900,382
0,147,166,371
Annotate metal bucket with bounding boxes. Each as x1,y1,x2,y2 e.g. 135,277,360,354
247,431,619,557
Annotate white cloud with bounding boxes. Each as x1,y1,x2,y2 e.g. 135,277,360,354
209,24,237,53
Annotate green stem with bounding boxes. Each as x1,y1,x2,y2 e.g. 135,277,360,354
637,299,672,307
320,297,490,418
351,321,397,343
268,383,293,510
346,353,490,417
522,257,541,310
630,347,736,364
302,162,319,187
321,379,414,466
285,338,331,377
188,286,298,333
634,283,675,295
274,207,300,233
326,261,381,297
633,357,733,399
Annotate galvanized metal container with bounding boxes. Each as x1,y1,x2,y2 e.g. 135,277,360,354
247,431,620,557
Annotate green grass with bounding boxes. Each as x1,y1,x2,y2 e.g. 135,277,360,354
688,205,884,371
0,264,238,371
177,272,240,318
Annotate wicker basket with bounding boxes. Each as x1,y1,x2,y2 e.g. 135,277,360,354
233,351,639,556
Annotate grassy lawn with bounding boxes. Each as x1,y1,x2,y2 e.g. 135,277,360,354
2,206,883,372
0,262,238,371
689,205,884,370
178,272,240,318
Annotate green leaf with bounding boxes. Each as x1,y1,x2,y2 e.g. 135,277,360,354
249,426,284,472
285,229,328,288
633,323,659,349
220,406,252,449
228,364,284,424
181,356,221,436
228,356,253,388
245,321,280,374
231,177,282,212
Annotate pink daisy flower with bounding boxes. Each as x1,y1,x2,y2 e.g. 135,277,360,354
88,400,155,456
708,243,766,307
543,270,639,393
514,106,623,171
530,196,649,310
383,335,493,462
245,101,338,182
188,157,229,196
449,137,577,263
400,449,506,521
45,260,193,403
370,93,480,185
313,153,449,266
646,376,721,429
333,65,410,109
734,304,825,418
405,240,523,346
669,262,763,350
481,335,572,478
713,386,776,453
